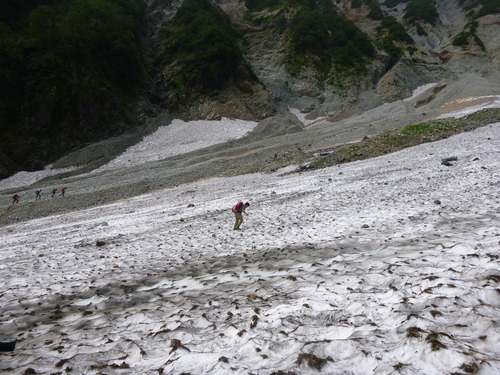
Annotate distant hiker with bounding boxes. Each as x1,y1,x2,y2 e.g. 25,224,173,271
51,189,57,198
35,189,42,200
60,187,67,196
12,194,20,204
232,201,250,230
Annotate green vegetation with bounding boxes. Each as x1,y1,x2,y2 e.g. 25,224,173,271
379,37,403,63
245,0,318,11
162,0,247,93
0,0,61,29
288,7,330,72
0,0,146,178
407,45,418,55
453,31,472,47
383,0,407,7
286,0,374,75
244,10,288,33
453,0,497,52
383,0,439,25
243,0,374,76
415,23,427,35
367,1,385,20
461,0,500,18
349,0,384,19
379,16,414,43
400,120,451,136
452,21,485,50
475,0,500,17
245,0,284,11
304,108,500,171
376,16,414,63
351,0,364,8
403,0,439,25
348,1,414,64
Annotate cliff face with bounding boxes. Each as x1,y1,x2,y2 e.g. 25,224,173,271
143,0,499,122
0,0,147,179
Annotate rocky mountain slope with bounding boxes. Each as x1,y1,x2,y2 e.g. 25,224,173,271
0,0,499,180
144,0,499,120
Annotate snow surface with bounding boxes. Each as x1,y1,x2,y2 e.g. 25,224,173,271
90,118,258,173
1,122,499,374
288,107,309,124
289,107,326,127
0,165,76,192
403,83,438,102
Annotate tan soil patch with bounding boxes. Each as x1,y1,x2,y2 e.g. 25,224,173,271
437,95,498,114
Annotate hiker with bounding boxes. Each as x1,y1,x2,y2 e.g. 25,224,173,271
232,201,250,230
60,187,67,196
35,189,42,200
12,194,20,204
51,188,57,198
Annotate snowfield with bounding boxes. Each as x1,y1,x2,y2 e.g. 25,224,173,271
0,121,499,374
0,118,258,191
90,118,258,173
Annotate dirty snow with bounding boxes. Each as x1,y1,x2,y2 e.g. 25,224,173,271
0,120,499,374
289,107,326,127
91,118,258,173
0,165,77,192
403,83,438,102
437,95,500,119
0,118,257,191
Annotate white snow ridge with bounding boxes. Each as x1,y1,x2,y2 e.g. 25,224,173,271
1,123,499,374
92,118,258,173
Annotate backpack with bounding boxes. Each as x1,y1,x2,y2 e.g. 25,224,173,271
232,201,243,212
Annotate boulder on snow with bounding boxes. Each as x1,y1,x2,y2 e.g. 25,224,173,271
441,157,458,166
0,337,17,352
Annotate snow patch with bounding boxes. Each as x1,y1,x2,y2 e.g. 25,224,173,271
403,83,438,102
437,95,500,119
289,107,326,127
0,165,76,191
91,117,258,172
0,118,258,189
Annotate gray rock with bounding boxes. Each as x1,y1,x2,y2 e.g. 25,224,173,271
441,157,458,166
